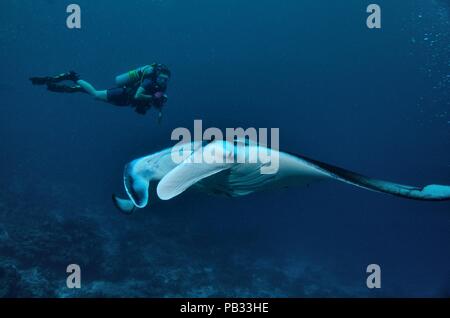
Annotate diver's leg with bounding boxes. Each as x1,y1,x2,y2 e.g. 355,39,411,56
76,80,108,101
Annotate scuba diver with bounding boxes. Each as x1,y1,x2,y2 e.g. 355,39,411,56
30,63,171,121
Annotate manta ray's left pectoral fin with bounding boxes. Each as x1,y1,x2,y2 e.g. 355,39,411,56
156,162,229,200
112,194,137,214
157,141,233,200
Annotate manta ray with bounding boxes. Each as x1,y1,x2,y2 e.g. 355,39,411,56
112,140,450,214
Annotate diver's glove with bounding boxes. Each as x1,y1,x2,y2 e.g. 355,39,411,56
152,92,168,107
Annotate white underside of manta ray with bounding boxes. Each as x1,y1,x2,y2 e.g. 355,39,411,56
112,140,450,214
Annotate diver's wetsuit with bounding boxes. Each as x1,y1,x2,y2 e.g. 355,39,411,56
107,87,133,106
107,77,168,108
30,69,169,115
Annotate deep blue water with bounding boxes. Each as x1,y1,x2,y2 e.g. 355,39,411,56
0,0,449,297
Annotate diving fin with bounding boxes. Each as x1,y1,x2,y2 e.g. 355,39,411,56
46,83,86,93
30,76,52,85
30,71,80,86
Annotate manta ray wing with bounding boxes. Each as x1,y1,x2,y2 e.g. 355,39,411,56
157,142,232,200
156,163,230,200
123,141,209,207
289,152,450,201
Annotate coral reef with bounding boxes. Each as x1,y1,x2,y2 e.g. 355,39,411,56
0,259,54,297
0,187,365,298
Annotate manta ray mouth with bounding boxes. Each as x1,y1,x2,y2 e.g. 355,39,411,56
124,175,140,207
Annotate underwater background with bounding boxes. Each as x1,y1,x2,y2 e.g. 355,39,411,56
0,0,449,297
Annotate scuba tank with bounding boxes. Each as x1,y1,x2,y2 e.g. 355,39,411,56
115,65,152,87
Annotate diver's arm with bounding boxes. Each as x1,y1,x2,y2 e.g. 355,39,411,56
134,86,154,103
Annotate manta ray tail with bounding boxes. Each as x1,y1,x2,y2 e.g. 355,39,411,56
295,154,450,201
